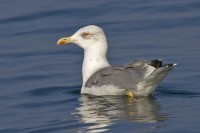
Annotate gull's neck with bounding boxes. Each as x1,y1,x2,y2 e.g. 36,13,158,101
82,42,110,88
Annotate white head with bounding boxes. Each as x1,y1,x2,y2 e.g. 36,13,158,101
57,25,108,51
57,25,110,86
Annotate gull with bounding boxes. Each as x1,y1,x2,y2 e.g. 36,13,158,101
57,25,176,97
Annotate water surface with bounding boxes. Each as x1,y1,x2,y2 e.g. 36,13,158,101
0,0,200,132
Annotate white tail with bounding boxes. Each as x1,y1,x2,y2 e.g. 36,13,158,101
135,64,176,96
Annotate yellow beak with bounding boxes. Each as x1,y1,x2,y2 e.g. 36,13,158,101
57,37,75,45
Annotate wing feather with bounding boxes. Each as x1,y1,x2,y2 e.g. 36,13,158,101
85,60,155,90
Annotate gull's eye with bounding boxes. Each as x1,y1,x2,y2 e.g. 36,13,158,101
81,32,90,39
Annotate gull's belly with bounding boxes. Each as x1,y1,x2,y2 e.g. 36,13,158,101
81,85,125,96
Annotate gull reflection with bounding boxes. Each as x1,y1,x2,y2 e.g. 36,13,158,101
73,95,166,132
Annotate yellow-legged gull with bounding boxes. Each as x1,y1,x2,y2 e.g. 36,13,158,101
57,25,176,97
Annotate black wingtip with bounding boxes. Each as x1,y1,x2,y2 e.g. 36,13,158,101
148,60,162,68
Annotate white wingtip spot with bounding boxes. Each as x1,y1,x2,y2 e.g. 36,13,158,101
173,63,178,66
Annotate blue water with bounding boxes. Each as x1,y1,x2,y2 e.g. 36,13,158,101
1,0,200,132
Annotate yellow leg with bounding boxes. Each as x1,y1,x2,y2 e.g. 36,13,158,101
125,90,134,98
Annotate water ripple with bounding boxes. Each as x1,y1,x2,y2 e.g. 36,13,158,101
0,8,72,25
157,88,200,98
25,86,72,97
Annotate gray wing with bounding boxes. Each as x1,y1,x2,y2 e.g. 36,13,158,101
85,60,159,89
